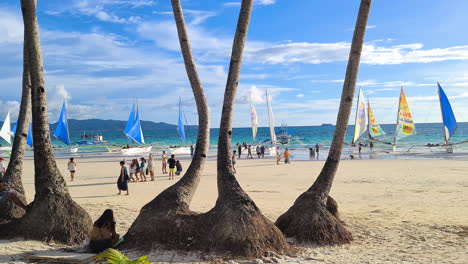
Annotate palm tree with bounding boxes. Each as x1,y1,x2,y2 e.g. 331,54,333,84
4,0,93,244
124,0,210,247
275,0,373,244
197,0,291,257
0,9,32,222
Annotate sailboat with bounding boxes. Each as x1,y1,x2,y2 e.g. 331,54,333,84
367,99,386,138
436,82,468,153
352,87,368,144
0,112,12,152
53,101,78,154
170,98,191,155
277,123,291,145
265,90,279,155
119,99,151,155
392,87,416,151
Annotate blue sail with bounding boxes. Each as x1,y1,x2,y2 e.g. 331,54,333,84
177,99,186,143
438,83,457,143
53,102,71,145
27,122,33,147
125,102,145,144
124,102,136,142
11,123,17,135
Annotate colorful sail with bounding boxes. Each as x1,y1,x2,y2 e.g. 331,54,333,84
177,98,186,143
53,102,71,145
395,88,416,142
265,90,276,144
249,92,258,142
368,100,386,137
11,123,17,136
352,88,367,143
125,100,145,144
438,83,457,144
0,112,12,144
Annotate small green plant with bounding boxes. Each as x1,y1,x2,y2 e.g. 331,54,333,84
95,248,150,264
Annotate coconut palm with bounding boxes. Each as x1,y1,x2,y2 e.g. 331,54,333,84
124,0,210,247
0,4,32,222
3,0,93,244
275,0,373,244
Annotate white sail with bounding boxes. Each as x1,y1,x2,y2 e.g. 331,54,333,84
265,90,276,144
352,87,367,144
0,112,12,144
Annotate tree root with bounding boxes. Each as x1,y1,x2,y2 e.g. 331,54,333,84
2,193,92,245
276,192,352,245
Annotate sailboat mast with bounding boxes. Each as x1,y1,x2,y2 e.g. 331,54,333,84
352,87,362,144
367,98,371,138
437,82,449,145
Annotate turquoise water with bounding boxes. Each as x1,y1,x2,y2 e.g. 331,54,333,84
62,122,468,156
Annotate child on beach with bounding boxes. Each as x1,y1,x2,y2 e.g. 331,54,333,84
175,160,183,176
276,147,281,165
232,150,237,173
89,209,121,253
117,161,129,195
67,157,76,181
167,154,176,180
148,153,155,181
140,157,147,182
161,151,168,174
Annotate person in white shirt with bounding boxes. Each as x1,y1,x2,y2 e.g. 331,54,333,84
276,147,281,165
68,157,77,181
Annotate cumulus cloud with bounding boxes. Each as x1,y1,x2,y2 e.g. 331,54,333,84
296,93,304,98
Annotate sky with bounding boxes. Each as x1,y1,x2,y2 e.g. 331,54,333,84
1,0,468,128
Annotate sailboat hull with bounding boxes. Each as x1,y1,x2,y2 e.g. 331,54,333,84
169,147,191,155
54,147,79,154
121,146,152,155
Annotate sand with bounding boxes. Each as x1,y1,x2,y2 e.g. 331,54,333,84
0,153,467,263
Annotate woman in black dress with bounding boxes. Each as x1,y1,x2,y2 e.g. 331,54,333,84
117,161,129,195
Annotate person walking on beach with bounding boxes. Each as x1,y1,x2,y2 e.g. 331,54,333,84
237,144,242,159
276,147,282,165
161,151,168,174
0,157,5,180
232,150,237,173
139,157,147,181
175,160,183,176
148,154,155,181
256,146,261,159
284,148,291,164
190,145,194,158
315,143,320,155
247,145,253,159
128,159,137,182
167,154,176,180
358,142,362,154
117,161,129,195
260,145,265,158
67,157,77,182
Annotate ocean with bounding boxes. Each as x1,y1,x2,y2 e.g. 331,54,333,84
60,122,468,160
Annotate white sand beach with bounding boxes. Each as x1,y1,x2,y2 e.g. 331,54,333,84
1,154,467,263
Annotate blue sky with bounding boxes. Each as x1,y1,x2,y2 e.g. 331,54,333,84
1,0,468,128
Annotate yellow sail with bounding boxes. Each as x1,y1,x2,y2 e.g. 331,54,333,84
368,102,385,137
395,88,416,141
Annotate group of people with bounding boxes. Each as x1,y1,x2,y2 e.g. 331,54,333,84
116,151,184,195
235,142,267,159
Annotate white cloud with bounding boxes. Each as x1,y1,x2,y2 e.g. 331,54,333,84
224,0,276,7
0,9,23,44
246,42,468,65
296,93,304,98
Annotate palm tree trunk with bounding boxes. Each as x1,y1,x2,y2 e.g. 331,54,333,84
275,0,372,244
198,0,291,257
124,0,210,248
0,12,32,222
3,0,93,244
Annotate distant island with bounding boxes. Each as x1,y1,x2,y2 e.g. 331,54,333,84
321,123,334,127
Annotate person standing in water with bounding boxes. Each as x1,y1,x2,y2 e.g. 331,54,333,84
315,143,320,155
67,157,77,182
161,151,168,174
237,144,242,159
117,161,129,195
190,145,194,158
